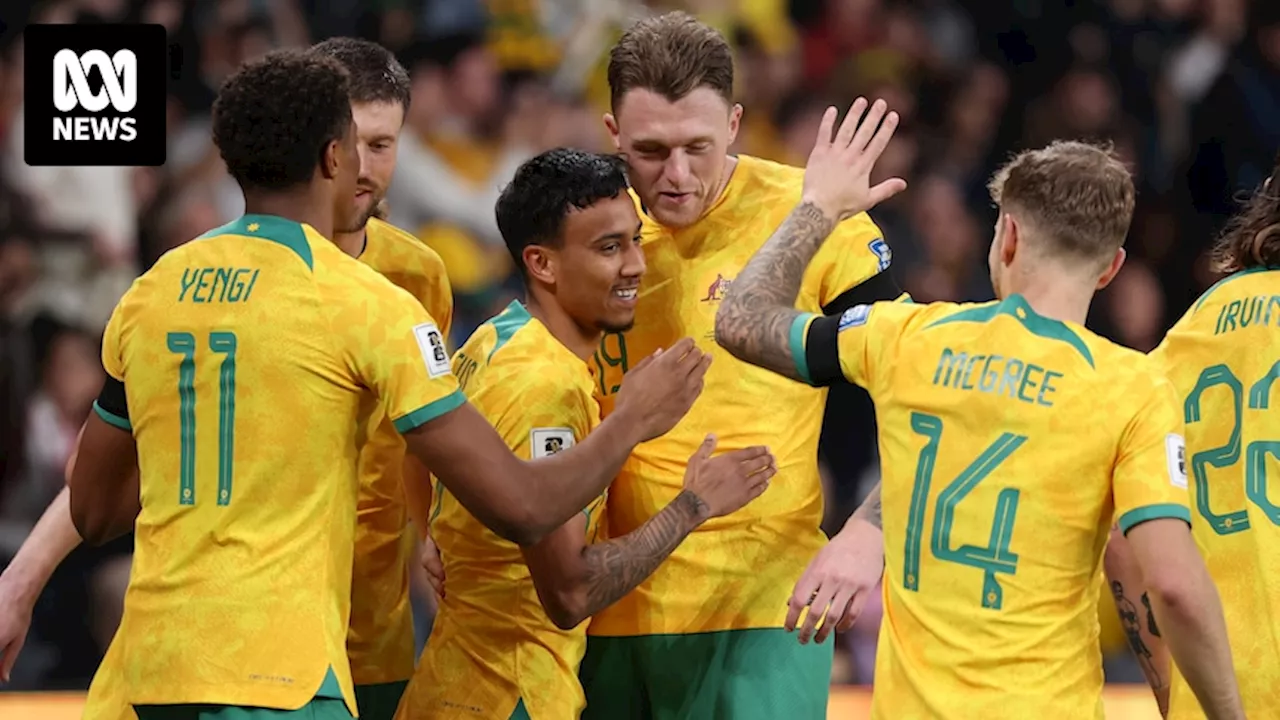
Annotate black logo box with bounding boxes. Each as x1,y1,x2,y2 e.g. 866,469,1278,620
24,23,167,167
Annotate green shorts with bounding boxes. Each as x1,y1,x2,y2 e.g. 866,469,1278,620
578,628,833,720
133,698,351,720
353,681,407,720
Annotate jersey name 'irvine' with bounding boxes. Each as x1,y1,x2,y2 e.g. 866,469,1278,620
1212,293,1280,335
932,348,1064,407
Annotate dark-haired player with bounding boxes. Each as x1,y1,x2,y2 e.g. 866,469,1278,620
397,148,774,720
1113,153,1280,719
66,49,711,720
0,39,448,720
308,37,452,720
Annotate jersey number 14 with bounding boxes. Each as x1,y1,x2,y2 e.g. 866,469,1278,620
167,331,237,506
903,412,1026,610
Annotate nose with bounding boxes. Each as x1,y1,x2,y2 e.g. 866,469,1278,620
356,143,372,176
621,239,646,278
662,149,691,187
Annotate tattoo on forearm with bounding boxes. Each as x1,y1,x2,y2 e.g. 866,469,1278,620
580,490,707,618
1141,592,1161,637
1111,580,1165,690
715,202,836,380
853,483,883,530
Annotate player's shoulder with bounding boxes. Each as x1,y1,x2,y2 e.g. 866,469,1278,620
364,217,449,278
472,302,595,391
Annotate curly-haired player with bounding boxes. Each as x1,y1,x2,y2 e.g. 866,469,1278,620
62,43,713,720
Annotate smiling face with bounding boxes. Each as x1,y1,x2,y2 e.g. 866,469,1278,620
340,100,403,233
606,87,740,230
532,193,645,333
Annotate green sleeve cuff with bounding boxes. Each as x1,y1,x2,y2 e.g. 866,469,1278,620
93,400,132,431
788,313,818,385
393,389,466,433
1118,503,1192,535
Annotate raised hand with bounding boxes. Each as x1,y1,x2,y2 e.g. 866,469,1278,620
614,338,712,442
682,435,777,518
801,97,907,223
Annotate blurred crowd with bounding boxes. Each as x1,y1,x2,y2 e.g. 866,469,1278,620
0,0,1276,693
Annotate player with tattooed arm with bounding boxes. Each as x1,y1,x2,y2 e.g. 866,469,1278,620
398,148,775,720
715,98,1242,719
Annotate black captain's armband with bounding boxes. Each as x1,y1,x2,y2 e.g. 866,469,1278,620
804,314,845,387
822,269,902,316
96,376,129,422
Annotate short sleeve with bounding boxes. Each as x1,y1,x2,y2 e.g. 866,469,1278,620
809,213,898,310
1113,375,1193,535
100,295,128,382
341,281,465,434
789,299,914,389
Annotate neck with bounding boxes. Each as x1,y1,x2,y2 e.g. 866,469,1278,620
333,225,366,258
524,291,600,362
243,188,334,240
707,155,739,212
1003,270,1095,326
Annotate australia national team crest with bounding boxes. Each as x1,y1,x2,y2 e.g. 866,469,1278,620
701,273,733,303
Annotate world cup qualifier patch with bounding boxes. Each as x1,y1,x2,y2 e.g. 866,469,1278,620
838,304,872,331
23,23,167,166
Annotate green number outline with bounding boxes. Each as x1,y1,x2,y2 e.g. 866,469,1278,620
904,411,1026,610
166,331,238,506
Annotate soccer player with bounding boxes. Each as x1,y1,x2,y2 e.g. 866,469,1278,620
714,98,1243,718
578,14,902,717
0,39,449,720
397,148,776,719
1109,154,1280,719
65,49,708,720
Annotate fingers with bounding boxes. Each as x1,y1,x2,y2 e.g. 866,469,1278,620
0,635,24,683
868,178,909,206
666,337,695,360
798,581,837,644
813,106,837,148
847,98,886,155
695,434,718,462
735,452,776,478
786,573,820,632
836,591,868,633
815,588,854,644
719,445,772,463
834,97,869,150
861,107,900,163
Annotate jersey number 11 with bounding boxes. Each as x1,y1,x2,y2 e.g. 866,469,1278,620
167,331,238,507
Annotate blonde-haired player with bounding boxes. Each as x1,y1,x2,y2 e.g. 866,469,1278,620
715,97,1242,719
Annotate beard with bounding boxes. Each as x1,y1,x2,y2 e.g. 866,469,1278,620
337,189,385,233
597,317,636,334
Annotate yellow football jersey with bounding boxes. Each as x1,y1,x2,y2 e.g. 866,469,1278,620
95,214,463,715
82,635,133,720
400,301,605,720
588,154,895,636
347,217,453,686
1151,266,1280,720
793,294,1191,718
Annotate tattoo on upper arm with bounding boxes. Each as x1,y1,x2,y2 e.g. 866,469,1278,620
714,202,836,380
579,490,706,618
853,483,883,530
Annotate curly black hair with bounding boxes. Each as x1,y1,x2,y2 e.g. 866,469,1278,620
212,49,353,192
495,148,631,276
1213,150,1280,273
310,37,411,111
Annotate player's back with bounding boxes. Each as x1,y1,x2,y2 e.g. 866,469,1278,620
855,295,1188,719
107,215,396,713
1153,267,1280,719
412,301,604,719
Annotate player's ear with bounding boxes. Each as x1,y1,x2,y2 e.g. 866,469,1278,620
523,245,557,286
999,214,1018,267
603,113,621,151
727,103,743,145
320,139,340,181
1094,247,1127,290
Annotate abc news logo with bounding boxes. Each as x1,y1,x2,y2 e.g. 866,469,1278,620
53,49,139,142
24,24,166,167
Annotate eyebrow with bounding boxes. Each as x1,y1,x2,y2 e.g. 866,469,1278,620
631,136,714,149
